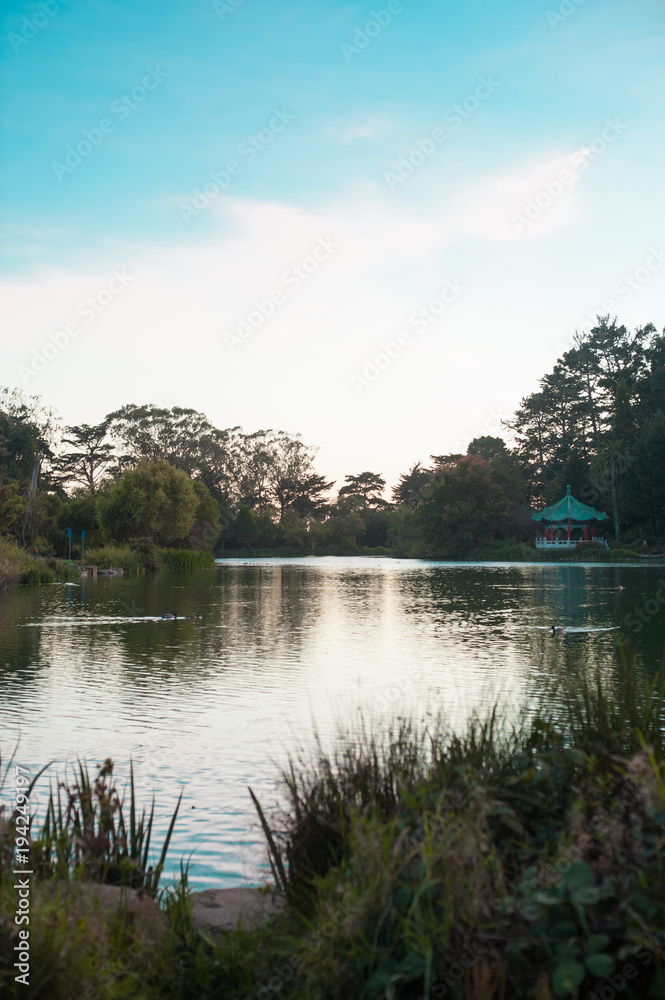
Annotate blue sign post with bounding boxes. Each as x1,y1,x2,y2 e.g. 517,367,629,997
81,530,86,564
66,528,72,561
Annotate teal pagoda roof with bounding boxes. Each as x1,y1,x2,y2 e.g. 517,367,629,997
531,485,607,523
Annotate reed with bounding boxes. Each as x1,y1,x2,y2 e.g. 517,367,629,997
158,548,215,571
11,758,183,895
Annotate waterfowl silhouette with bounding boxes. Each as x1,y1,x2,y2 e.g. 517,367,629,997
551,624,567,635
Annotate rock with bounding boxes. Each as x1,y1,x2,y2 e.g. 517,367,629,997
191,886,284,935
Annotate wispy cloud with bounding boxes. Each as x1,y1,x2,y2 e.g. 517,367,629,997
327,115,396,144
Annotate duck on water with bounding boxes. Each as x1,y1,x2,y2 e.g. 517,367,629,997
551,625,567,635
162,613,202,620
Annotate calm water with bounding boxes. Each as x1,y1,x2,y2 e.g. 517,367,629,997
1,557,664,888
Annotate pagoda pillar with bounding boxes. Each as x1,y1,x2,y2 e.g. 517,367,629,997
584,523,588,541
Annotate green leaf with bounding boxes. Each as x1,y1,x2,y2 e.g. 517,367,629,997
552,960,585,998
585,953,615,976
570,885,600,905
561,861,594,892
585,934,610,954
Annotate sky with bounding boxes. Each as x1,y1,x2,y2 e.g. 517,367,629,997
1,0,664,491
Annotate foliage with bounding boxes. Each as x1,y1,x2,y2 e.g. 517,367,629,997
233,505,260,547
417,454,510,557
27,759,182,894
392,462,433,510
0,481,24,537
339,471,388,507
250,650,665,1000
56,491,99,547
189,480,222,550
97,459,199,546
129,536,162,571
51,421,116,492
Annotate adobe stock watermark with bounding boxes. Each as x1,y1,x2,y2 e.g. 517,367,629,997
511,118,628,235
213,0,244,20
340,0,413,62
223,236,339,352
179,107,295,223
13,765,32,987
18,268,133,383
452,405,512,455
587,931,665,1000
351,278,467,392
51,66,169,181
546,0,587,31
6,0,70,54
385,76,500,191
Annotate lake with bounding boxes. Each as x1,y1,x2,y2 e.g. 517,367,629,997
1,557,664,888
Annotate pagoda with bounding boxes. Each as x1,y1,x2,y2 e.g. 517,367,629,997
531,485,609,550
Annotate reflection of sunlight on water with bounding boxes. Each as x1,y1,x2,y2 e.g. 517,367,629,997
1,559,663,888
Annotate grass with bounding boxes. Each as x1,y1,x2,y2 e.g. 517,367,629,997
0,538,55,590
84,544,145,572
1,648,664,999
158,548,215,571
82,545,215,573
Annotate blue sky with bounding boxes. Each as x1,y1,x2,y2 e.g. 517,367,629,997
2,0,664,487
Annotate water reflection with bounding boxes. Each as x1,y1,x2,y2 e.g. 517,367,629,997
0,558,663,888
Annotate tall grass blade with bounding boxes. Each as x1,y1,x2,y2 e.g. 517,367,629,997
249,786,287,892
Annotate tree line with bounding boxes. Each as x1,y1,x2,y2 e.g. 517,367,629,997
0,316,663,561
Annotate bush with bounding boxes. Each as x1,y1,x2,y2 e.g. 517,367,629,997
129,537,161,572
609,547,641,559
0,538,54,590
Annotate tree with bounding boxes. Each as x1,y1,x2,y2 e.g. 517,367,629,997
0,482,24,537
188,481,222,550
338,472,387,508
0,387,60,543
96,460,198,545
105,404,216,475
623,414,665,539
53,422,115,492
56,493,98,537
264,432,334,518
417,455,510,557
467,436,508,461
234,506,259,547
391,462,432,510
637,331,665,421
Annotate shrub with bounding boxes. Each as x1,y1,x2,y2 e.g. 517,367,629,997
0,538,54,590
129,537,161,572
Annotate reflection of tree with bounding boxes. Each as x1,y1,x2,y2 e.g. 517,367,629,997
217,565,326,666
